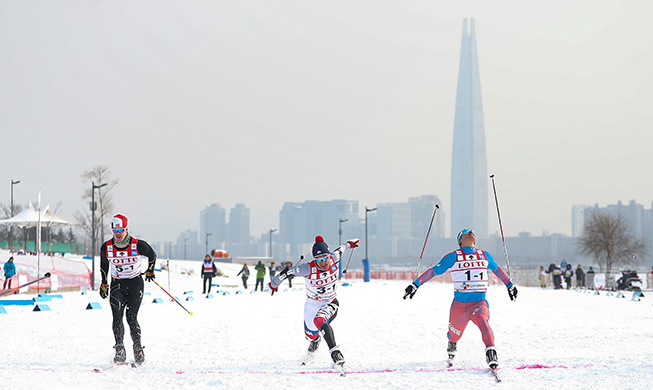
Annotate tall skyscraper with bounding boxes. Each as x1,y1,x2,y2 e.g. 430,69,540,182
450,18,489,238
200,203,226,248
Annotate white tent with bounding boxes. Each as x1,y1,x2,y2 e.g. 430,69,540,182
0,202,72,227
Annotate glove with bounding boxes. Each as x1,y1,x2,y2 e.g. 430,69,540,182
145,270,155,282
99,283,109,299
403,282,419,300
268,282,278,296
346,238,360,249
507,284,518,301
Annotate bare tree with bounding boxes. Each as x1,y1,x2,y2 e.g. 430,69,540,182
74,166,118,254
577,208,648,288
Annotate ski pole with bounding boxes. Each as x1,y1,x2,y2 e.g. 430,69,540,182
0,272,51,297
413,205,439,279
490,174,512,278
343,247,355,274
151,279,193,315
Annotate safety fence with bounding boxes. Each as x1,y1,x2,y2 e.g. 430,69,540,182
0,252,91,293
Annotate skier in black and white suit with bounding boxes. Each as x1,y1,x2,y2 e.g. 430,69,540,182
268,235,358,368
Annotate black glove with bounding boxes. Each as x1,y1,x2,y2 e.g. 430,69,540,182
145,270,155,282
403,282,419,300
507,284,518,301
99,283,109,299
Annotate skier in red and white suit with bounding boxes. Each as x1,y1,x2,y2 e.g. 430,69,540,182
403,228,518,369
269,235,358,368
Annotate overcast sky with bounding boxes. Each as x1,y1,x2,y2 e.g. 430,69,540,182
2,1,652,244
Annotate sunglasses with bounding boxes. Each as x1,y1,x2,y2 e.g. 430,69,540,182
315,254,330,262
112,228,126,234
460,229,474,235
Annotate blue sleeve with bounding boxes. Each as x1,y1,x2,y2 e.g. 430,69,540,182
486,251,512,287
414,252,457,287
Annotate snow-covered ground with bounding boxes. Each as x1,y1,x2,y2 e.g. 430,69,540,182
1,256,652,390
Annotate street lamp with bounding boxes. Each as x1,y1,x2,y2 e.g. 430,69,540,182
90,182,107,290
338,218,348,246
365,207,377,261
10,179,20,249
269,228,277,258
205,232,213,256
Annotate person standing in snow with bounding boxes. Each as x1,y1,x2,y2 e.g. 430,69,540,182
563,264,574,289
586,266,596,290
201,255,217,295
2,256,16,290
268,235,359,370
575,265,585,288
237,264,250,289
99,214,157,365
403,228,517,370
268,262,277,282
254,260,266,292
538,265,547,288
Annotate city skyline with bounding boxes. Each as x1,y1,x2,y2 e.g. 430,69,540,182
2,2,653,243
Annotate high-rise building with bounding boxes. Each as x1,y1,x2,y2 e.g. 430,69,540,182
227,203,250,245
279,199,359,257
450,17,489,238
200,203,226,248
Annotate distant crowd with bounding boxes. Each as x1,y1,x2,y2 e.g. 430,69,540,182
538,260,595,290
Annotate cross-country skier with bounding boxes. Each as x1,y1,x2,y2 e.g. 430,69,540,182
268,235,359,370
99,214,157,365
403,228,517,370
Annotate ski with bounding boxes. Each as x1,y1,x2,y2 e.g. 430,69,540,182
446,358,454,368
93,361,142,373
490,367,501,382
301,351,315,366
335,363,346,377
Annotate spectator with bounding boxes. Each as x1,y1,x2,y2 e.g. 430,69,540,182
3,256,16,290
254,261,266,291
563,264,573,289
269,262,277,281
538,266,547,288
236,264,250,289
548,263,563,289
575,265,585,288
586,266,596,290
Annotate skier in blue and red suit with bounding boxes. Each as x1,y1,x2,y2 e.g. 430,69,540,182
403,228,518,369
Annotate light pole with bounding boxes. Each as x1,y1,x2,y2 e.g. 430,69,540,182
91,182,107,290
339,218,348,246
269,229,277,258
184,237,189,260
10,179,20,249
365,207,377,261
205,232,213,256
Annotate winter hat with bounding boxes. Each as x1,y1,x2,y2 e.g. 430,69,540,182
112,214,128,229
312,236,329,257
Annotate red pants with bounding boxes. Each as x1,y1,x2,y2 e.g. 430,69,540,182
447,299,494,347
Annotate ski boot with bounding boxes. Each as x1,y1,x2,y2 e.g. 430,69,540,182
302,335,321,365
134,345,145,366
113,344,126,363
330,346,345,367
446,341,457,367
485,346,498,369
308,335,321,353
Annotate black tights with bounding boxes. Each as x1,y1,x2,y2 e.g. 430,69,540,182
110,277,144,348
